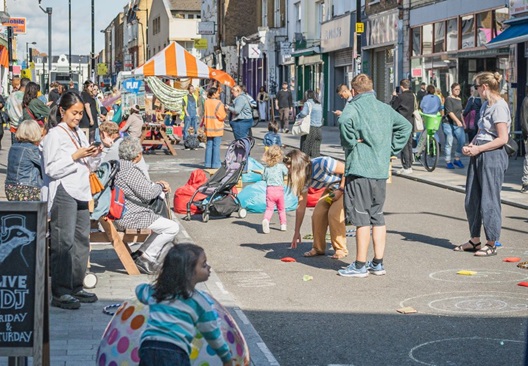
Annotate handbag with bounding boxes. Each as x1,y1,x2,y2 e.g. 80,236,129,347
89,172,104,195
291,102,312,136
504,136,519,157
412,94,424,132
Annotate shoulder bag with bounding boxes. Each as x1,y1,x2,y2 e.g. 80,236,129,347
412,94,424,132
291,102,312,136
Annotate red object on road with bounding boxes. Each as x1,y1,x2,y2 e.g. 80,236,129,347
503,257,521,262
281,257,297,263
517,282,528,287
173,169,208,214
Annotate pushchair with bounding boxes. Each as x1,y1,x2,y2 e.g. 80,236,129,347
184,137,254,223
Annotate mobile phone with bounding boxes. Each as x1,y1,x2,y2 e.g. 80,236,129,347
91,141,102,147
395,86,401,93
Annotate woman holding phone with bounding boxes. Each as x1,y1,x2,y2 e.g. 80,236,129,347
42,91,102,310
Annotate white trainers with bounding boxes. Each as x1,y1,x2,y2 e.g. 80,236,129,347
280,224,287,231
262,219,270,234
396,168,413,175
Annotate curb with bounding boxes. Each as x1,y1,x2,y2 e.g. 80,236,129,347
176,219,280,366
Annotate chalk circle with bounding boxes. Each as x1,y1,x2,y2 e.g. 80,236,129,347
400,291,528,317
409,337,525,365
429,269,528,283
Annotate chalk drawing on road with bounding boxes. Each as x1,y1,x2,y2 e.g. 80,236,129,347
429,268,528,283
223,271,276,288
400,291,528,316
409,337,525,366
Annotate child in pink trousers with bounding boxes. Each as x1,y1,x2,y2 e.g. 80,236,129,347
262,145,288,233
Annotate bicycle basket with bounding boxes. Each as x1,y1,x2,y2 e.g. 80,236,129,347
421,113,442,131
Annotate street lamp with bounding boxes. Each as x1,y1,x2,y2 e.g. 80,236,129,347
26,41,37,67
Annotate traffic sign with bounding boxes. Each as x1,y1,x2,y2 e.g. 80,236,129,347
2,18,27,34
356,22,364,34
194,39,207,49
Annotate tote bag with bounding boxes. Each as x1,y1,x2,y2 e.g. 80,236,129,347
291,102,312,136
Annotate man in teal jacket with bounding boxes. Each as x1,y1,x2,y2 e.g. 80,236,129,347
338,74,411,278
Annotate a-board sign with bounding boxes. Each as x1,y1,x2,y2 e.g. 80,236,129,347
0,202,47,363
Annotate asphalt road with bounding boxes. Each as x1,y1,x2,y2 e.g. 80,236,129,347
146,133,528,366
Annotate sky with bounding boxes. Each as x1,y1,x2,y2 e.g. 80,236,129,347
5,0,130,61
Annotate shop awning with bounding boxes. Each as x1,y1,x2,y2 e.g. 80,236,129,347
133,42,235,87
486,17,528,49
291,46,321,58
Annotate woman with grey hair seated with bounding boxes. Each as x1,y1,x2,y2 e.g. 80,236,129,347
113,136,179,274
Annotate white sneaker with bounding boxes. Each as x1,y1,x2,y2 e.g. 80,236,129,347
280,224,287,231
396,168,413,175
262,219,270,234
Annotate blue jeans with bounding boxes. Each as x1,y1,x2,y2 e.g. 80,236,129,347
205,136,222,168
442,123,465,163
183,115,197,140
230,118,252,140
139,340,190,366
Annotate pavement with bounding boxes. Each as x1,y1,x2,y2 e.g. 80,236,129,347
0,121,527,365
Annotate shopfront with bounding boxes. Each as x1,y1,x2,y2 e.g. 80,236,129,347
321,13,355,126
292,48,323,107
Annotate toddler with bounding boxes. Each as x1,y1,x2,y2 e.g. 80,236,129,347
136,244,232,366
263,121,282,150
261,145,288,233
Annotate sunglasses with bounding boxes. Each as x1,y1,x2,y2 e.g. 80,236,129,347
474,84,482,88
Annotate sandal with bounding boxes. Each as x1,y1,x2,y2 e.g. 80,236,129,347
330,250,348,260
453,239,481,252
303,249,324,257
474,244,497,257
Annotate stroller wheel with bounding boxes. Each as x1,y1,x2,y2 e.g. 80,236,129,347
183,214,191,221
238,208,247,218
202,212,210,223
83,272,98,289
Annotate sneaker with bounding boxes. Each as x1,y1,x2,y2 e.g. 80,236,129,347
262,219,270,234
280,224,287,231
396,168,413,175
367,261,386,276
337,262,368,278
453,159,464,168
73,290,98,303
51,294,81,310
521,184,528,193
284,128,289,134
446,162,455,169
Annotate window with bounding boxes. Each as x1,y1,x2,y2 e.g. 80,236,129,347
433,21,445,53
422,24,432,55
295,2,301,34
262,0,268,27
274,0,281,27
411,27,421,56
315,1,325,39
153,16,161,35
446,18,458,51
476,11,492,47
461,15,475,49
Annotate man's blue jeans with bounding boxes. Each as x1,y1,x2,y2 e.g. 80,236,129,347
183,115,197,139
442,123,465,163
205,136,222,168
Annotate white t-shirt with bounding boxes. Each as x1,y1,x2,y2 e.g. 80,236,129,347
476,99,511,142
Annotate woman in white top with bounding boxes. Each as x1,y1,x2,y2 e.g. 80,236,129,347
42,91,102,310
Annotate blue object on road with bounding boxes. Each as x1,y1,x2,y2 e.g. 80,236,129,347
237,180,297,213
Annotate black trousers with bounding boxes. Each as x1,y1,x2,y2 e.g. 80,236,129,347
400,134,414,169
50,184,90,297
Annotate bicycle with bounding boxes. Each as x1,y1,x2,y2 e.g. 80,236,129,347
414,113,442,172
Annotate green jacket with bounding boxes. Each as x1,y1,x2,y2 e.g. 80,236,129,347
339,92,412,179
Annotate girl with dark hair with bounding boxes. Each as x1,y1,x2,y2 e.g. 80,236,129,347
136,244,232,366
22,81,50,127
42,90,102,310
296,90,323,157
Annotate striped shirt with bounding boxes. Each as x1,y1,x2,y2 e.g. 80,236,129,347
309,157,342,190
136,284,232,363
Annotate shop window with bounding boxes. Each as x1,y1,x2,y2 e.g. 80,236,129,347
434,21,445,53
461,15,475,49
262,0,268,27
476,11,492,47
446,18,458,51
422,24,433,55
411,27,421,56
494,8,509,38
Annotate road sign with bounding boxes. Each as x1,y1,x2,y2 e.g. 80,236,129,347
194,39,207,49
356,22,364,34
248,44,261,59
97,63,108,76
2,18,27,34
198,21,215,35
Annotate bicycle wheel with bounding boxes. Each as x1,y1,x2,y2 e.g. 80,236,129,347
422,135,439,172
252,116,260,127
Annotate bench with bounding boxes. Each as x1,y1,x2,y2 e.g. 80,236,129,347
90,218,152,275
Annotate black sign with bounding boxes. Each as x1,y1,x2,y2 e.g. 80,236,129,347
0,202,47,362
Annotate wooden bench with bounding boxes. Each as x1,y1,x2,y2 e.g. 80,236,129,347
90,218,152,275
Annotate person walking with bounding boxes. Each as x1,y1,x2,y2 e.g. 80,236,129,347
454,72,511,256
390,79,415,175
419,85,442,115
257,86,269,122
6,77,30,144
463,84,482,144
182,85,198,140
287,150,348,260
338,74,411,277
80,80,98,142
275,82,293,133
227,85,253,140
261,145,288,233
443,83,466,169
416,82,427,103
203,87,226,169
42,91,102,309
297,90,323,158
521,88,528,193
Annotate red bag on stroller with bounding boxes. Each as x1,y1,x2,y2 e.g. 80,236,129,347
173,169,208,214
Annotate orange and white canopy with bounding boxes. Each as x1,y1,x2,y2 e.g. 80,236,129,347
134,42,235,87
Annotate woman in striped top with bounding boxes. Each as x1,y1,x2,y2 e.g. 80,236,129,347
285,149,348,259
136,244,232,366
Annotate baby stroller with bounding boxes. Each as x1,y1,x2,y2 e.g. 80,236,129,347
184,137,254,223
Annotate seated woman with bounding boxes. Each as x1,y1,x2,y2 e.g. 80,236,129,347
5,120,43,201
113,136,179,274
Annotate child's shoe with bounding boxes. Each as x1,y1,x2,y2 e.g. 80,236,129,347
453,159,464,168
262,219,270,234
280,224,287,231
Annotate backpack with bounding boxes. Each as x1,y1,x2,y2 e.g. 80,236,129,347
184,134,200,149
107,186,126,221
91,161,126,221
